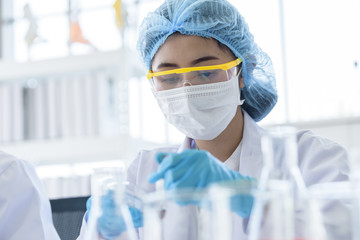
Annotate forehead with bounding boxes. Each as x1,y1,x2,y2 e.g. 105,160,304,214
151,34,234,69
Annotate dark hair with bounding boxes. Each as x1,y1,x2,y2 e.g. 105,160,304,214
216,40,236,58
214,39,243,75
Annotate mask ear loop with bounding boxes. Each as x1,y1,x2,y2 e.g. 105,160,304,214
237,65,245,105
237,64,243,78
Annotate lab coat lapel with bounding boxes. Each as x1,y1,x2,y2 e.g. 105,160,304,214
238,111,264,179
230,111,265,239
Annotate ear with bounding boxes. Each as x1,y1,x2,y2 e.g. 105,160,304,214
238,75,245,88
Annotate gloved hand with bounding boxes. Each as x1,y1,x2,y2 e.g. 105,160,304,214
148,149,256,218
86,191,143,240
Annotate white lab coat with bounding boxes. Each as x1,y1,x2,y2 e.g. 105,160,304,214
78,111,350,239
0,151,60,240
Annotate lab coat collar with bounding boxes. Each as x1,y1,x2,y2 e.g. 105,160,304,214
177,111,264,179
178,137,193,152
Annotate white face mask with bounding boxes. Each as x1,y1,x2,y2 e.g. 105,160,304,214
152,74,244,140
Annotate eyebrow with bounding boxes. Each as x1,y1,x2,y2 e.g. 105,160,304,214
155,56,220,70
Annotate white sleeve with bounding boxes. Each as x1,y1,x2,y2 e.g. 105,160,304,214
0,155,60,240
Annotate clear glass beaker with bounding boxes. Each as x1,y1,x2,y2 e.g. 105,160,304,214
143,180,255,240
258,126,306,191
85,166,139,240
248,126,309,240
306,181,359,240
248,180,296,240
206,179,258,240
143,188,210,240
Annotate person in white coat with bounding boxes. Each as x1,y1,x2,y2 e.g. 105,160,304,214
78,0,350,239
0,151,60,240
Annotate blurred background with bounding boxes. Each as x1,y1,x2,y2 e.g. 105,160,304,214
0,0,359,199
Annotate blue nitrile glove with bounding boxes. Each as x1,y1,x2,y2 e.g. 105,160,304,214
148,149,256,218
86,191,143,240
216,179,257,218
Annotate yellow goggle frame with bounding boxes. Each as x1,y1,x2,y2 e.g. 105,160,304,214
147,58,242,80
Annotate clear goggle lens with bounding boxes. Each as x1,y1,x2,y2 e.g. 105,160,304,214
150,66,237,91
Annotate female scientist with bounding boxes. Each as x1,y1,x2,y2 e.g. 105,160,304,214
78,0,350,239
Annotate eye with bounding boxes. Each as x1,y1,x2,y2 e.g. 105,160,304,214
198,70,220,80
157,74,181,84
201,72,213,77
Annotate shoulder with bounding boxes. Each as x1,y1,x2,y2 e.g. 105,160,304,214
297,130,348,162
297,130,345,150
0,151,35,177
296,130,350,185
0,151,17,174
0,150,45,195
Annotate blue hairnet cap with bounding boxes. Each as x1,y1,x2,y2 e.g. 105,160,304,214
137,0,278,121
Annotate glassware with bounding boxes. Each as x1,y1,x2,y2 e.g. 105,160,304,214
249,180,296,240
143,180,255,240
307,181,359,240
258,126,306,191
206,179,259,240
143,188,219,240
85,166,138,240
143,188,208,240
248,126,309,240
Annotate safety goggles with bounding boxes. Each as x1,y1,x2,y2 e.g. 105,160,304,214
147,58,242,91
